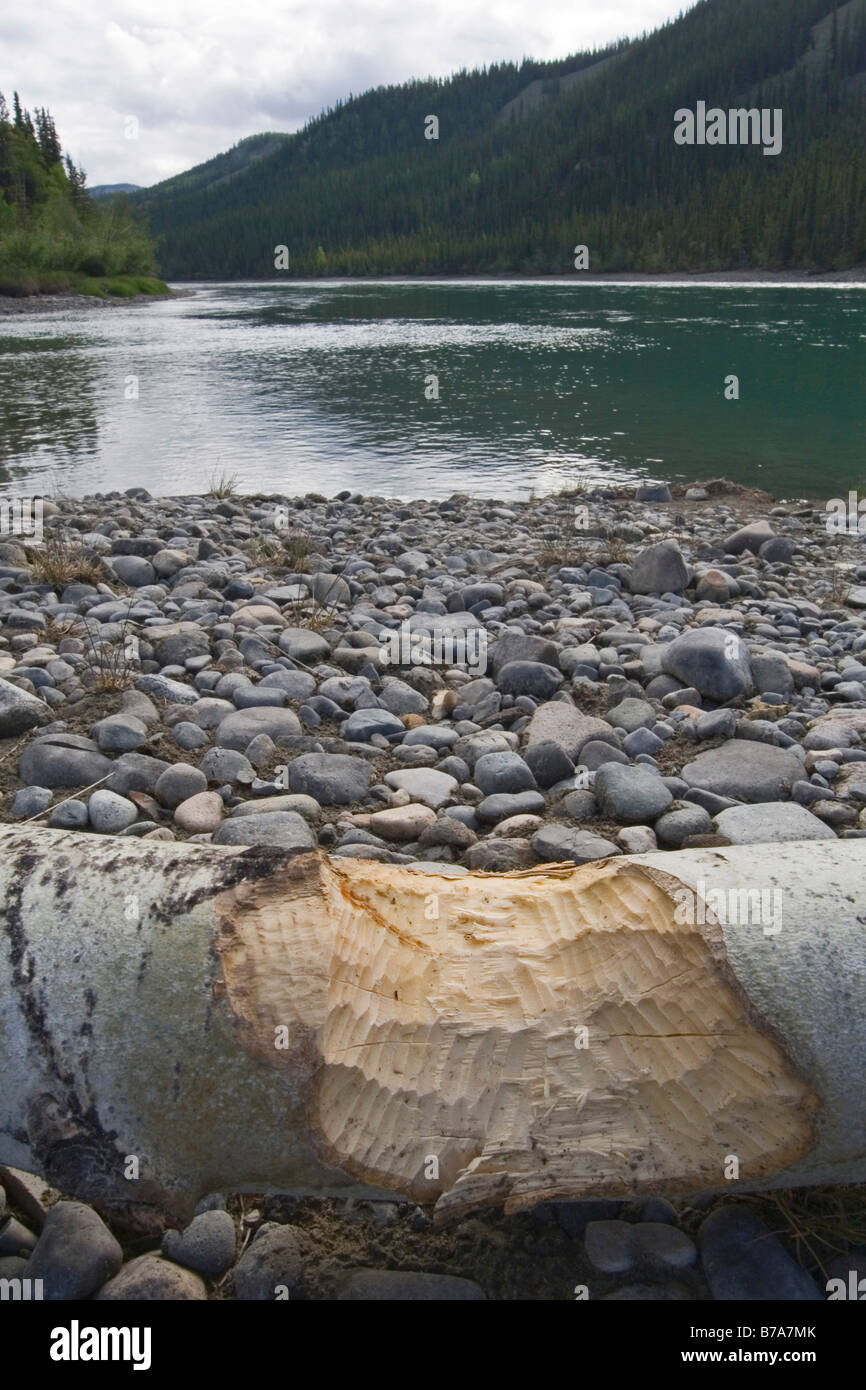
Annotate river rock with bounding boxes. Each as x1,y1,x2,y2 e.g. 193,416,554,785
531,825,620,864
341,708,405,741
682,741,803,802
18,735,113,790
475,790,546,823
233,1223,303,1300
215,706,302,751
473,751,537,795
661,628,753,701
155,762,209,809
713,802,835,843
465,838,535,871
173,791,225,833
724,520,776,555
161,1209,237,1278
277,627,331,662
496,661,563,699
213,811,316,850
92,713,148,753
0,676,49,737
26,1201,123,1300
594,764,673,823
629,540,689,595
383,768,458,808
96,1253,207,1300
288,752,372,804
698,1205,822,1301
526,703,617,759
88,789,139,832
369,804,436,840
489,633,560,675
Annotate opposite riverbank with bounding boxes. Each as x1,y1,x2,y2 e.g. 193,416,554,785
0,274,175,313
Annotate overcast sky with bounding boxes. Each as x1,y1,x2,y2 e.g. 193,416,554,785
2,1,697,188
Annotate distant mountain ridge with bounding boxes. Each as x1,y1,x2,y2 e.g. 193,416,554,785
90,183,140,197
135,0,866,277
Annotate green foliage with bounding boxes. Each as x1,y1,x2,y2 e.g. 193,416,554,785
0,91,161,295
137,0,866,277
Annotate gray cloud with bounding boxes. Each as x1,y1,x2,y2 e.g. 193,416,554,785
2,1,694,186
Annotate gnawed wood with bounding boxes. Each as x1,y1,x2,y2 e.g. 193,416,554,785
0,827,863,1222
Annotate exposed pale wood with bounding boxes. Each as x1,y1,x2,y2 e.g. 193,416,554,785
214,855,815,1217
1,827,864,1221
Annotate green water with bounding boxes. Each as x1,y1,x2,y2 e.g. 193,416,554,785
0,279,863,500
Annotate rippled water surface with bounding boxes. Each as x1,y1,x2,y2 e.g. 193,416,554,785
0,279,863,499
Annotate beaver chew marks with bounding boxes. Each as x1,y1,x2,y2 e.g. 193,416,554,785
213,854,816,1220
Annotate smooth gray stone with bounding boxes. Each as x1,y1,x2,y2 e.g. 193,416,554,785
26,1201,122,1300
594,763,673,823
96,1253,207,1300
214,706,302,751
698,1205,822,1301
713,801,835,843
531,825,620,864
473,750,537,795
162,1209,237,1278
18,736,113,790
0,676,49,737
233,1223,303,1300
288,752,372,805
661,627,753,701
213,812,316,850
682,741,804,803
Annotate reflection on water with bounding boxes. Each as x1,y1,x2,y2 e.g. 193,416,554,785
0,280,863,500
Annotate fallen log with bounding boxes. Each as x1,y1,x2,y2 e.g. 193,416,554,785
1,826,864,1224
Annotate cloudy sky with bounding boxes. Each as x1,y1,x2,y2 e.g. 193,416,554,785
3,1,696,188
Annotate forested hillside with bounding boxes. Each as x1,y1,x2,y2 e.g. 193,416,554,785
0,93,163,296
138,0,866,277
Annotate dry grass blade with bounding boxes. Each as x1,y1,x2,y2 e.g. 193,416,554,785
78,617,142,692
206,468,240,499
26,533,105,587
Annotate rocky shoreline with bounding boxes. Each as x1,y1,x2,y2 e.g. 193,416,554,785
2,477,866,1299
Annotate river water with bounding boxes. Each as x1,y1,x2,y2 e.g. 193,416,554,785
0,279,863,500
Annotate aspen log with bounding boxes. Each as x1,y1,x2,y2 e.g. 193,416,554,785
1,826,864,1224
